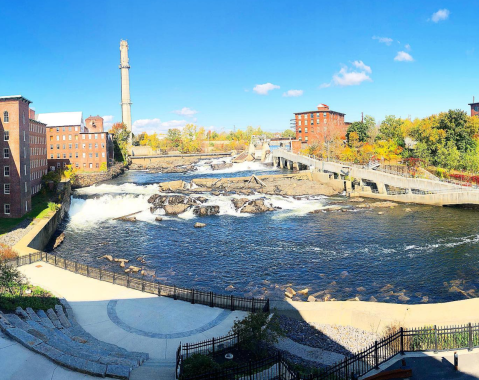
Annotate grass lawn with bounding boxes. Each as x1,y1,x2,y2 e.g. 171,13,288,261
0,284,59,312
0,193,54,235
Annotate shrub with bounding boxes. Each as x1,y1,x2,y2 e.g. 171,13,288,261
0,244,18,261
230,312,283,356
181,354,220,379
100,162,108,172
48,202,59,211
0,261,27,295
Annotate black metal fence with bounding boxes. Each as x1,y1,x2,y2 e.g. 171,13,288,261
178,324,479,380
6,252,270,314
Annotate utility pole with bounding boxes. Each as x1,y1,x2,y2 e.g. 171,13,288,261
361,112,364,123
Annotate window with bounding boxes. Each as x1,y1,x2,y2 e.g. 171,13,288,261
89,134,92,140
50,136,53,141
305,136,309,141
310,113,314,118
63,127,65,132
4,131,9,141
3,148,9,158
96,163,99,168
95,153,98,158
101,143,105,148
89,153,92,158
82,143,86,148
95,134,98,139
57,163,60,168
310,120,313,125
69,127,72,131
323,112,327,117
89,143,92,149
75,152,78,158
69,153,72,158
63,153,66,158
63,163,66,168
305,128,308,133
82,153,86,158
298,128,302,133
50,154,53,159
4,166,9,176
75,143,78,148
95,143,98,148
298,120,302,126
24,165,26,175
75,163,79,168
298,137,302,141
57,154,60,158
63,144,65,149
475,106,479,112
82,135,85,140
62,135,65,140
317,119,319,124
25,201,28,212
56,135,59,141
102,152,105,157
75,127,78,131
4,204,10,215
317,113,320,117
69,144,72,149
23,131,26,141
69,135,72,140
4,184,10,194
89,163,93,168
3,111,8,123
25,182,27,193
56,144,59,149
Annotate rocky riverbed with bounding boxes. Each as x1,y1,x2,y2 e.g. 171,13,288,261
276,315,380,356
129,157,235,174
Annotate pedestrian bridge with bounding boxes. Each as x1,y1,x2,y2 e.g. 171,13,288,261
272,149,479,206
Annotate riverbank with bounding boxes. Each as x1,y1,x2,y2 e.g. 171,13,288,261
72,162,126,189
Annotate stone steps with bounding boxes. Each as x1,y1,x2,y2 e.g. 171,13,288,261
0,300,149,379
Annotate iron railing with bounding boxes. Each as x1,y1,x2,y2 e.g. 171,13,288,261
6,252,270,314
178,324,479,380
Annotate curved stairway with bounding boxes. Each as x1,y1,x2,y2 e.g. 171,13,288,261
0,299,148,379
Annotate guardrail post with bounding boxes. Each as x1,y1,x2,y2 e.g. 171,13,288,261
174,285,177,300
374,341,379,369
64,259,67,269
16,256,19,266
230,295,234,311
212,337,215,353
141,280,145,292
210,292,213,307
191,289,195,304
99,268,102,281
400,327,404,355
28,253,32,264
157,283,160,296
469,323,473,351
75,262,78,273
252,299,255,313
113,272,116,284
87,265,89,277
434,325,438,354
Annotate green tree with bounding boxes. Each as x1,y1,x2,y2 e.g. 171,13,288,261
346,121,370,144
438,109,476,153
377,115,405,146
109,122,130,162
282,129,296,138
166,129,182,148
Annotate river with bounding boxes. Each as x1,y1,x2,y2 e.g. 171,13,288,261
50,158,479,304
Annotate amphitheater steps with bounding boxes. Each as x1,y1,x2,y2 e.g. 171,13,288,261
0,301,149,379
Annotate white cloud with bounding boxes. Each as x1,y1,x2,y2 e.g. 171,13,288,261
253,83,280,95
431,9,450,22
102,115,114,129
372,36,393,46
282,89,303,97
352,60,372,74
394,51,414,62
172,107,198,117
319,82,331,89
405,44,411,51
132,118,188,135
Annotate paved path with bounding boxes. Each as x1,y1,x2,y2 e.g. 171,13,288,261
16,262,247,379
275,337,344,366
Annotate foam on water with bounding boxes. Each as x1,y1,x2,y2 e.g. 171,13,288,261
75,183,158,195
194,157,278,175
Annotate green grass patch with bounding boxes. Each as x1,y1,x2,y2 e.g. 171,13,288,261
0,193,53,235
0,284,59,312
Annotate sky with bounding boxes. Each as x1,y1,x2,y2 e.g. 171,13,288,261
1,0,478,134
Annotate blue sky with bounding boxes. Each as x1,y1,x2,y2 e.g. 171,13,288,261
1,0,478,134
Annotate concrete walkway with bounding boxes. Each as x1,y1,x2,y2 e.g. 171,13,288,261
17,262,247,379
275,337,344,366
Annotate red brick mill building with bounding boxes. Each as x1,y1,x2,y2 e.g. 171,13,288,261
293,104,348,144
0,95,47,217
36,112,114,172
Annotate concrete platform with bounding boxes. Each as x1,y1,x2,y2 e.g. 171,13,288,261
15,262,247,379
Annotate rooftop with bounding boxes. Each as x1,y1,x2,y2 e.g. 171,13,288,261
0,95,32,104
36,112,84,127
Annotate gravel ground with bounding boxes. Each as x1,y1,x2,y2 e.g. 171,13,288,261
0,219,36,247
276,315,380,356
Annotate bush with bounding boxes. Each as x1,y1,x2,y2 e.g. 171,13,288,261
48,202,59,211
0,244,18,261
181,354,220,379
230,312,283,356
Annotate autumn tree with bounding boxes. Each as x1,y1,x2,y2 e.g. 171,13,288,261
109,122,129,162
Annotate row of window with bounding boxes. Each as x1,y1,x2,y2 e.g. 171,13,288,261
30,135,45,145
30,122,46,134
31,169,46,181
2,111,28,127
50,152,105,159
50,133,105,141
55,162,104,169
31,147,47,156
32,184,41,195
4,130,27,141
50,143,106,150
54,126,79,132
3,201,29,214
31,159,47,169
3,165,27,176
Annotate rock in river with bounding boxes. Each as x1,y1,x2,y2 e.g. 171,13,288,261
194,222,206,228
53,233,65,249
193,206,220,216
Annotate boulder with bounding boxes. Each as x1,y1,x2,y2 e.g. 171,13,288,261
373,201,398,208
158,180,187,192
307,296,316,302
225,285,235,291
284,290,294,299
231,198,250,210
347,297,360,301
195,196,208,203
117,216,137,222
420,296,429,303
297,288,309,295
193,206,220,216
340,271,349,279
155,216,163,222
194,222,206,228
369,296,378,302
53,233,65,249
378,212,384,215
101,255,113,262
398,294,410,302
285,287,296,296
240,199,275,214
381,284,394,292
129,266,141,273
211,162,233,170
114,258,129,263
356,287,366,292
164,204,191,215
